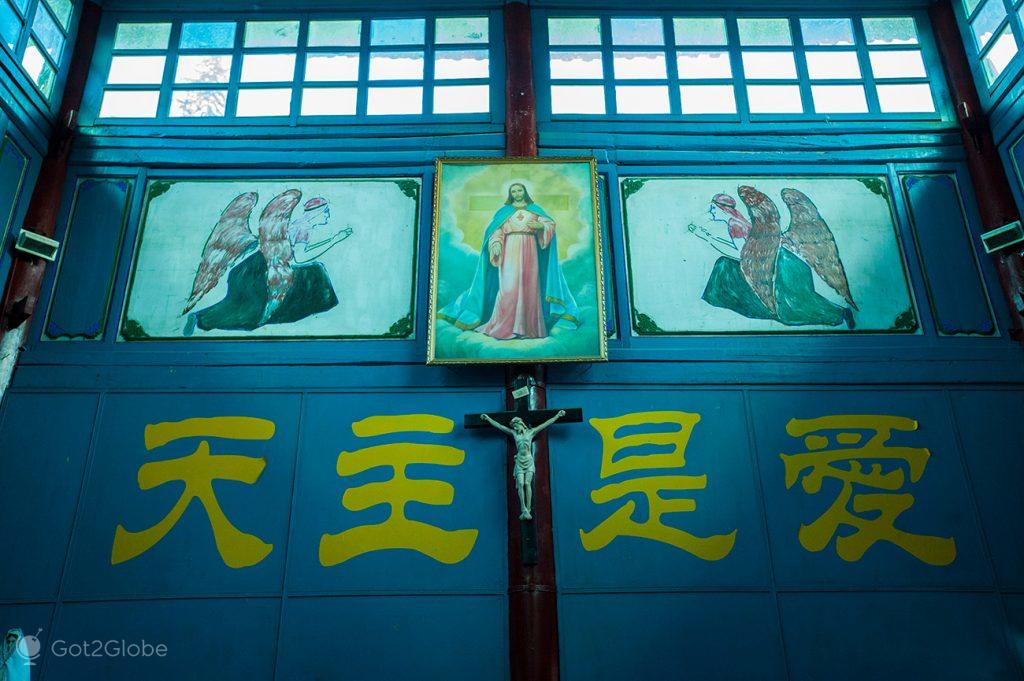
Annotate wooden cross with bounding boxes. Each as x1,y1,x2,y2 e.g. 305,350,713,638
465,374,582,565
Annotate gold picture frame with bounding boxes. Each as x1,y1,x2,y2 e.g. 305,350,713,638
427,157,608,365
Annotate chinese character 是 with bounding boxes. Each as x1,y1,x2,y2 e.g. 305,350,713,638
111,416,276,568
319,414,478,566
781,415,956,566
580,411,737,560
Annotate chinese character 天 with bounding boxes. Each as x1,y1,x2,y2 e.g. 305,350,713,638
780,415,956,566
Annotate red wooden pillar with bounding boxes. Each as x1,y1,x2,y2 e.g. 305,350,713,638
930,0,1024,340
0,1,102,393
503,2,559,680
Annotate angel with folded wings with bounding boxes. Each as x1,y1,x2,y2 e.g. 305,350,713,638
180,189,353,336
686,186,857,329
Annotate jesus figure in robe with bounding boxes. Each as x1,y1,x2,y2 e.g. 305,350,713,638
439,182,580,339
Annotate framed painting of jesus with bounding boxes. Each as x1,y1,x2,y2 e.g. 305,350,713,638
428,158,608,365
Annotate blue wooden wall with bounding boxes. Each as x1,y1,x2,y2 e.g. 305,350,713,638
2,1,1024,679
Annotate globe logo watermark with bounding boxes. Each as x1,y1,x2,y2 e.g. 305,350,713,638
6,629,169,663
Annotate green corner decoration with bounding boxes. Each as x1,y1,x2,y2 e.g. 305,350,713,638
385,312,414,338
146,180,175,203
395,179,420,201
633,311,664,334
621,178,648,201
858,177,889,198
893,307,919,332
121,318,151,340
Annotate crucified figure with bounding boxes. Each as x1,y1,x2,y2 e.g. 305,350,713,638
481,410,566,520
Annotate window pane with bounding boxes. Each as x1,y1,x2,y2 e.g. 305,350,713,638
108,55,166,84
677,51,732,79
742,51,797,79
863,17,919,45
180,22,236,50
10,0,27,13
680,84,736,113
610,17,664,45
370,18,424,46
433,84,489,113
615,85,670,113
369,51,423,80
548,17,601,46
868,50,927,78
301,87,357,115
800,18,855,46
747,84,803,112
308,20,361,47
673,17,727,46
22,40,55,96
366,86,423,114
434,49,488,79
737,18,792,46
811,84,868,113
99,89,159,117
304,53,359,81
550,51,603,79
551,84,605,113
1,2,23,51
963,0,984,15
613,51,667,79
435,17,488,44
877,83,934,112
174,55,232,84
114,23,171,50
240,53,296,82
44,0,73,30
805,51,861,79
170,89,227,117
236,88,292,116
31,4,64,61
243,21,299,48
983,25,1019,83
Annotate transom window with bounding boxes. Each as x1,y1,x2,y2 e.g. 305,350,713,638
543,13,939,120
0,0,75,100
962,0,1024,87
97,15,493,121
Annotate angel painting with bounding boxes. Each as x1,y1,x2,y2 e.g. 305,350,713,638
686,186,858,329
180,189,353,336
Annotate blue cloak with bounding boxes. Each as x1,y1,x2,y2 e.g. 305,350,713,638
438,202,580,332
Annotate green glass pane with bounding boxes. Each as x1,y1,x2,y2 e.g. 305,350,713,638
673,18,727,46
737,18,792,46
610,17,664,45
0,1,21,51
243,20,299,48
308,19,361,47
180,22,235,49
862,17,919,46
548,17,601,46
113,22,171,50
22,39,55,97
370,18,424,45
11,0,28,15
435,16,488,44
982,24,1018,83
43,0,72,30
799,18,855,46
963,0,985,16
31,4,64,61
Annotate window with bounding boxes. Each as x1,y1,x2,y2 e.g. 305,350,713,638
961,0,1024,87
98,14,493,122
0,0,75,100
543,13,940,120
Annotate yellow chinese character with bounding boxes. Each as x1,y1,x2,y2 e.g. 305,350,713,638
319,414,478,566
579,411,737,560
112,416,276,568
781,415,956,566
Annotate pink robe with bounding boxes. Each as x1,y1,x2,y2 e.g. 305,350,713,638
478,208,555,339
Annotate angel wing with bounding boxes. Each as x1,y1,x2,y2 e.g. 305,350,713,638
738,185,782,315
257,189,303,324
780,188,857,310
182,192,259,314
